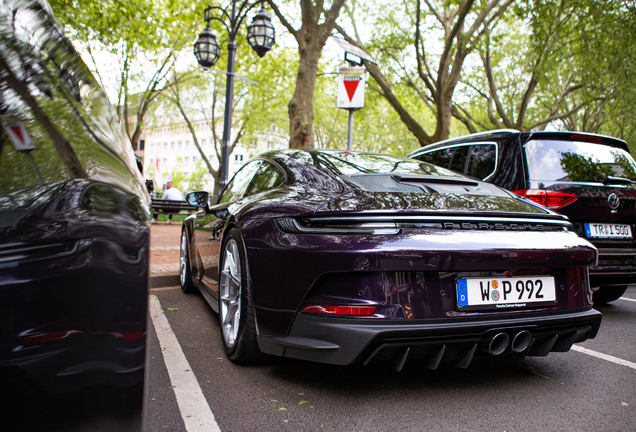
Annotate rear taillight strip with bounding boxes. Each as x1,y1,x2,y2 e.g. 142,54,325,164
276,218,400,235
276,215,571,234
512,190,578,210
303,215,570,226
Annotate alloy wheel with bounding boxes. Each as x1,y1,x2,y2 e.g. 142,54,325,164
220,239,242,348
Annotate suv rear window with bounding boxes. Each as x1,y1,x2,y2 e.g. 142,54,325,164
416,143,497,180
524,140,636,182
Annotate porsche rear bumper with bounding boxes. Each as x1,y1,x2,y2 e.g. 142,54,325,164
257,308,602,369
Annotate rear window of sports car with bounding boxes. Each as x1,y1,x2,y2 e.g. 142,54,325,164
296,151,465,178
524,140,636,182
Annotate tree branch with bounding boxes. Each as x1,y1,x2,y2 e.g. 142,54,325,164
265,0,299,39
414,0,437,97
480,44,513,128
527,101,589,130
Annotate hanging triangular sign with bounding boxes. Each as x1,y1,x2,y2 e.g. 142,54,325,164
2,121,36,151
343,80,360,102
9,125,25,144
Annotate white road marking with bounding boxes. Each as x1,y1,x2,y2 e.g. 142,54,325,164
572,346,636,370
618,296,636,303
149,295,221,432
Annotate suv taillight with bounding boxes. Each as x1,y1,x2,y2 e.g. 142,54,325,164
512,189,578,209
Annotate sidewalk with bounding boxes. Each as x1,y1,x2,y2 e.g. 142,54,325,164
150,223,181,276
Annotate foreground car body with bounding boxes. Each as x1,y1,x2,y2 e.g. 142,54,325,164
409,130,636,303
181,150,601,370
0,0,149,403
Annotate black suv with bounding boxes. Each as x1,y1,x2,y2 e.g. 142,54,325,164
409,130,636,304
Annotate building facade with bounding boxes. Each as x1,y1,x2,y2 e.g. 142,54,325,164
141,117,288,195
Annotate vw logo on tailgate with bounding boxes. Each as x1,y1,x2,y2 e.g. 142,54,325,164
607,193,620,213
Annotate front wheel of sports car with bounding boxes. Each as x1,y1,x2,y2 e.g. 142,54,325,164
219,229,262,362
179,229,196,294
593,285,628,304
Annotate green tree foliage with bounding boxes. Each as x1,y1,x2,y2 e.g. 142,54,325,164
562,0,636,147
336,0,515,147
238,48,298,148
268,0,347,149
47,0,635,155
188,160,209,191
48,0,199,149
170,156,187,192
462,0,587,132
160,44,297,197
462,0,636,142
335,0,635,150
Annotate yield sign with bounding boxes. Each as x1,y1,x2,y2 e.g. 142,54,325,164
2,121,36,151
337,67,366,109
343,79,361,102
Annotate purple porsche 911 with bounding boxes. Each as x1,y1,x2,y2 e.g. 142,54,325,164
180,150,601,371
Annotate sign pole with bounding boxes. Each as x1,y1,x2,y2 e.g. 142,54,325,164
347,109,354,151
25,153,44,184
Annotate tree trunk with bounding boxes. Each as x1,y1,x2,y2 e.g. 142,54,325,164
288,47,321,149
268,0,346,150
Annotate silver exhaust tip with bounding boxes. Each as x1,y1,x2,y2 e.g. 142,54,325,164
511,330,532,353
487,332,509,356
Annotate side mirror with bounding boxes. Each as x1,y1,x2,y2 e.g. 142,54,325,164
145,179,154,193
186,191,209,208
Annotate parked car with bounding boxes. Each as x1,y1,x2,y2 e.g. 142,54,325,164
180,149,601,370
409,130,636,304
0,0,149,426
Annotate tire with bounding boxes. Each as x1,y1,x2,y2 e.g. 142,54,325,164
593,285,628,304
179,228,196,294
219,228,262,362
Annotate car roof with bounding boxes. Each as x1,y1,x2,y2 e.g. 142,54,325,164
409,130,630,157
261,148,468,184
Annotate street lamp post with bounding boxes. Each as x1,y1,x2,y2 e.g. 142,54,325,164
193,1,275,192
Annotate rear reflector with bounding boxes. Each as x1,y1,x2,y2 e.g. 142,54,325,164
512,189,578,209
19,330,82,348
301,305,377,316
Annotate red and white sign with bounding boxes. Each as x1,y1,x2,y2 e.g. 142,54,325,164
2,121,36,151
337,67,366,109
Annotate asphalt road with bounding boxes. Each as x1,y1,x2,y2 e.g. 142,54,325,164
144,281,636,432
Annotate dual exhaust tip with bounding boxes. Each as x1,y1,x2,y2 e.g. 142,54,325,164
484,330,532,355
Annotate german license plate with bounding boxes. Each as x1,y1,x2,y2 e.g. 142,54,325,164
457,276,556,311
585,223,632,239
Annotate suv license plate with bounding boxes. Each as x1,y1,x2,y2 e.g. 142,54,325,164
457,276,556,311
585,223,632,239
